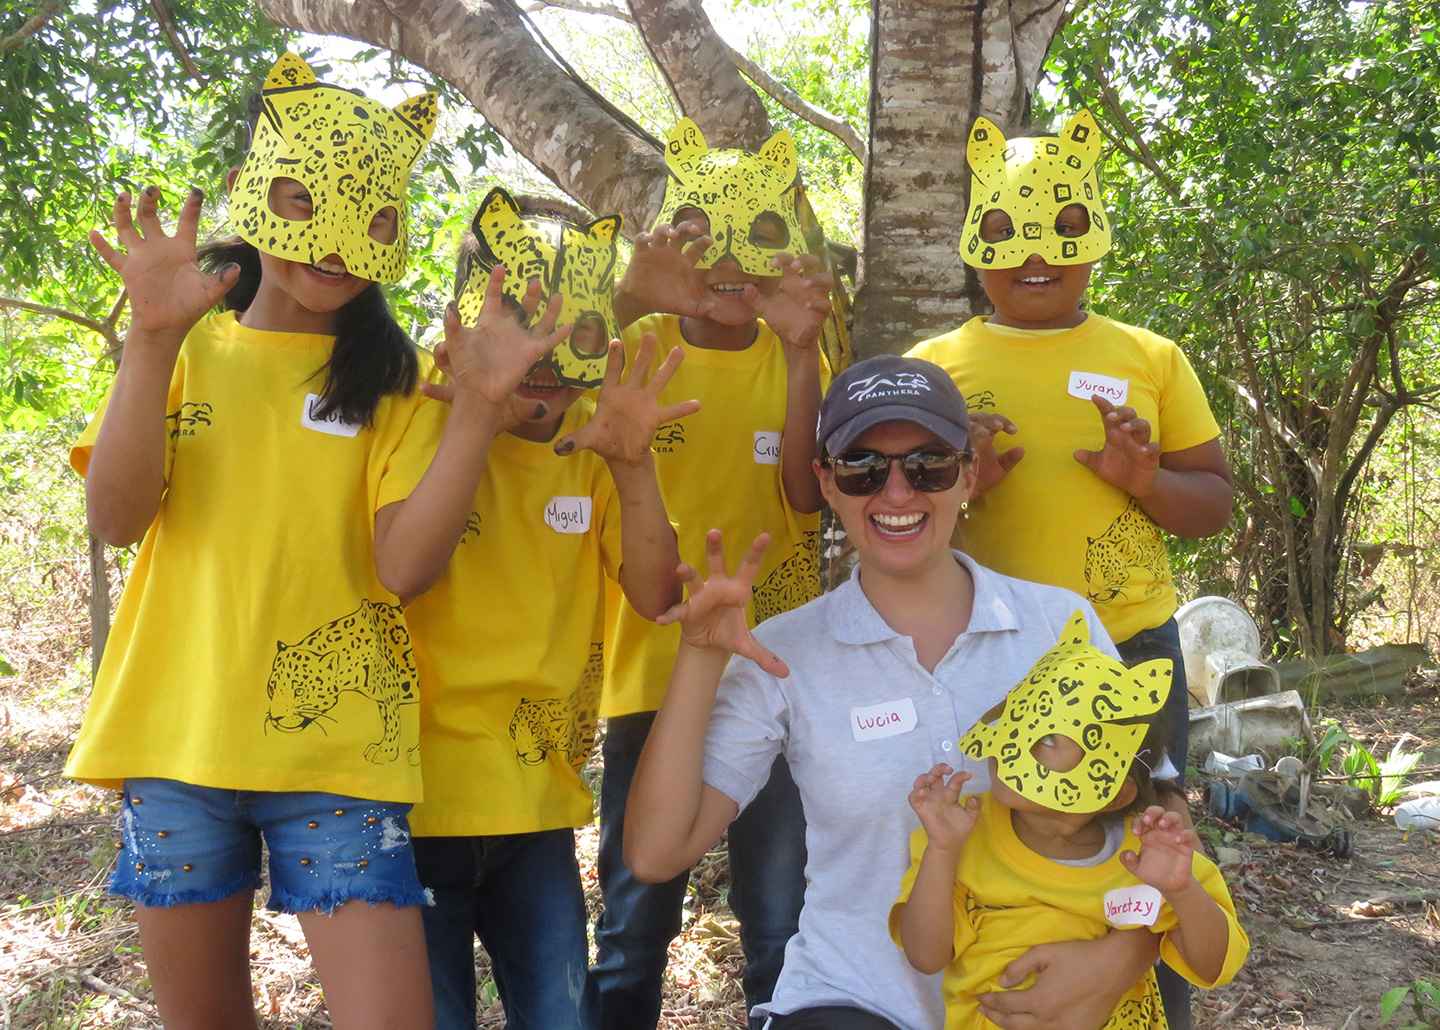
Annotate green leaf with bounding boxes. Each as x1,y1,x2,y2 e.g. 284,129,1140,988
1381,986,1412,1024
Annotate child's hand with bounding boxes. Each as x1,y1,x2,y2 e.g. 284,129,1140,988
908,764,981,851
1073,395,1161,499
1119,805,1199,896
658,530,790,678
968,412,1024,498
553,334,701,463
422,265,571,418
89,186,239,344
747,252,833,352
616,220,716,320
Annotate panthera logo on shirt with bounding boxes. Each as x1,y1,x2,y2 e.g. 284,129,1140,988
965,390,998,413
166,402,213,440
653,420,686,453
460,511,483,544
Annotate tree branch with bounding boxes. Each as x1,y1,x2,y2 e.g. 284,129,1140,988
0,296,122,349
148,0,209,86
0,2,61,54
729,48,864,162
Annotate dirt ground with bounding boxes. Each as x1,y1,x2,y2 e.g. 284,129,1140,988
2,673,1436,1029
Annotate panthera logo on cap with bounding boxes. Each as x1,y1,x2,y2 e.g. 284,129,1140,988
846,371,933,402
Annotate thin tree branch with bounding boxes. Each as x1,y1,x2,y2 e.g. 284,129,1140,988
0,2,61,54
729,48,864,162
0,296,122,349
529,0,862,159
148,0,209,86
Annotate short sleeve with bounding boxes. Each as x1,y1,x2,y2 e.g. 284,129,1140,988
1155,344,1220,454
1155,853,1250,988
72,357,185,482
889,826,979,958
701,653,789,812
375,361,446,512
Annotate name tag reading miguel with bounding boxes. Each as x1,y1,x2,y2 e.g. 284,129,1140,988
850,698,917,741
545,496,592,534
753,431,782,465
1067,371,1128,406
302,393,361,437
1103,884,1163,927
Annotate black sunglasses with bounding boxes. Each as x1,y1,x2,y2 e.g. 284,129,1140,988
822,447,969,496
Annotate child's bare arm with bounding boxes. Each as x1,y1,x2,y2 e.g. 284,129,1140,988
373,268,569,602
613,221,715,326
85,187,240,545
898,765,980,974
1072,396,1232,538
554,334,700,619
751,253,832,514
1119,806,1232,984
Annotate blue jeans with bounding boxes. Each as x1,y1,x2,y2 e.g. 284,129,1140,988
1116,617,1190,1030
414,830,589,1030
587,710,807,1030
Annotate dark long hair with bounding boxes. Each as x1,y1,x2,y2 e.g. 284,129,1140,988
198,238,418,428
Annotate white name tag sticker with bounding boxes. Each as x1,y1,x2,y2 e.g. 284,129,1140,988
753,430,782,465
850,698,917,741
302,393,361,437
1103,884,1163,927
1068,371,1129,406
544,496,593,534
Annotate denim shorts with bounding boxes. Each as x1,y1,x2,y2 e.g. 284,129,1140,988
110,778,430,914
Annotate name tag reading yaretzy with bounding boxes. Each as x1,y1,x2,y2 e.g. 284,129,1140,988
753,430,782,465
1103,884,1163,927
850,698,918,741
1067,371,1129,407
544,496,592,534
301,393,361,437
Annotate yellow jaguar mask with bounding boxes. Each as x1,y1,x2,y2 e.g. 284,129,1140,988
960,610,1170,813
653,118,804,277
456,187,621,388
959,109,1111,269
228,52,438,283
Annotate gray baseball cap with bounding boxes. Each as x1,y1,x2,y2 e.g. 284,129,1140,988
817,355,971,457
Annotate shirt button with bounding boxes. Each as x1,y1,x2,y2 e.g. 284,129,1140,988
941,740,953,752
932,686,943,695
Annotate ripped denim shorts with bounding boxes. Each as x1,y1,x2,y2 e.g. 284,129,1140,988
109,778,429,914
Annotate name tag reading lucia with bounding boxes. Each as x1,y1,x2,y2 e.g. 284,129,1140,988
302,393,361,437
1067,371,1128,406
545,496,592,534
850,698,917,741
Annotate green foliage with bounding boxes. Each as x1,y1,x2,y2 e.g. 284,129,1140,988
1383,979,1440,1030
1045,0,1440,656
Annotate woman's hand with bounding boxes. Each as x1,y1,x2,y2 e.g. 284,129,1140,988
89,186,239,344
553,333,701,463
658,530,790,678
978,929,1159,1030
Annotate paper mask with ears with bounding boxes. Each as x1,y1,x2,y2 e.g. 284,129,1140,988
652,118,806,277
228,52,438,283
959,610,1171,813
455,187,622,388
959,109,1112,269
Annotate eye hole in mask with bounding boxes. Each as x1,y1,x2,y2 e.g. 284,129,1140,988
571,315,609,357
749,211,790,250
1030,733,1084,773
268,177,316,222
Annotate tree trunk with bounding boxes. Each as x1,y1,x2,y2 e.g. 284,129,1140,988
851,0,1066,355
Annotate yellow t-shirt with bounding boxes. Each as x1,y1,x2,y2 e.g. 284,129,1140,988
68,311,441,802
890,794,1249,1030
399,401,623,837
602,313,826,718
908,315,1220,642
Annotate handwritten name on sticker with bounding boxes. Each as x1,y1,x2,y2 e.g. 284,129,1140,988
851,698,918,742
544,496,593,534
1103,884,1163,927
753,431,782,465
1067,372,1129,406
302,393,360,437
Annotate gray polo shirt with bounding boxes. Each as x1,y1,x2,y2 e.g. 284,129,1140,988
702,552,1115,1030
